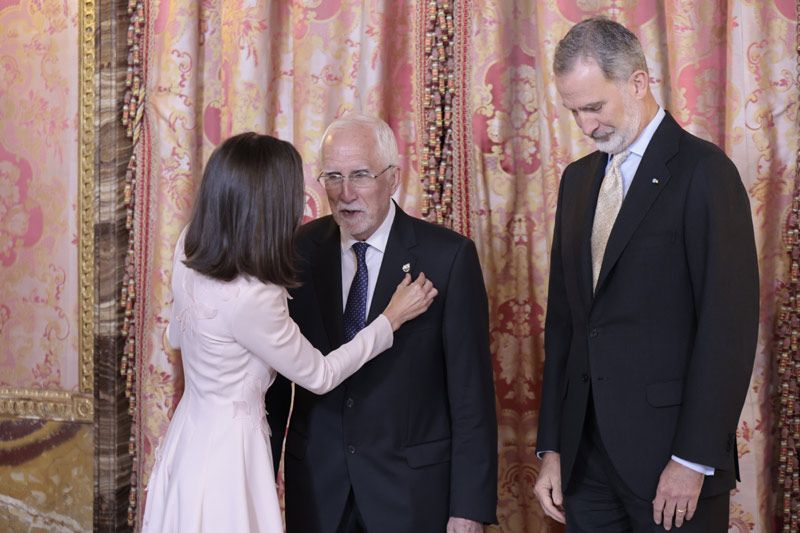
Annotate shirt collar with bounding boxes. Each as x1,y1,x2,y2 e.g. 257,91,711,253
625,106,666,158
340,201,396,255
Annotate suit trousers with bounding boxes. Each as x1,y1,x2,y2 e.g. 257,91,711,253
564,397,730,533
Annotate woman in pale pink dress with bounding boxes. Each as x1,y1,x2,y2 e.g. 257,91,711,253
142,133,436,532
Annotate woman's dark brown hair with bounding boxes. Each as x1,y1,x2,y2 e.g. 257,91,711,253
183,132,304,287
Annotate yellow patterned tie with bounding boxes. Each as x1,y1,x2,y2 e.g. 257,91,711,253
591,150,630,291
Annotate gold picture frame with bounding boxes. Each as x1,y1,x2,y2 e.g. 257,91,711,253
0,0,95,423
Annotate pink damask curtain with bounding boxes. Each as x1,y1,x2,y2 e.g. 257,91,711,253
132,1,798,531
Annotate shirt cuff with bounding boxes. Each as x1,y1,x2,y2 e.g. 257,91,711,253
536,450,555,460
671,455,715,476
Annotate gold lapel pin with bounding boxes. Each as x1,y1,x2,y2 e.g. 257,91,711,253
652,178,660,184
402,263,411,273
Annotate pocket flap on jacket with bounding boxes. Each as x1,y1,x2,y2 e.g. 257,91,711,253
646,380,684,407
403,438,451,468
284,430,307,460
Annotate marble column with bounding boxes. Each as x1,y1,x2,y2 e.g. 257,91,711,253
94,0,134,529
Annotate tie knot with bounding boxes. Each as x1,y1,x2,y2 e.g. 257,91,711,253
352,241,369,261
611,149,630,171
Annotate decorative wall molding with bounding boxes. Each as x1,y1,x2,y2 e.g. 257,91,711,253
79,0,96,399
0,389,93,422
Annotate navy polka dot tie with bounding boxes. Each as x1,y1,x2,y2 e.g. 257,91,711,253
343,242,369,342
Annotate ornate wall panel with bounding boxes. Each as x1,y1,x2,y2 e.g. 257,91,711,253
0,0,96,530
0,0,93,420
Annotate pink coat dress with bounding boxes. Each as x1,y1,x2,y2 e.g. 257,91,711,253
142,232,392,532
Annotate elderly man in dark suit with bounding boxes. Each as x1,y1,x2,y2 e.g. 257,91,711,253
267,114,497,533
533,17,759,532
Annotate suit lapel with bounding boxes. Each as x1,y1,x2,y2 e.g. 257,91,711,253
594,113,681,294
311,219,345,350
577,153,609,310
367,204,417,324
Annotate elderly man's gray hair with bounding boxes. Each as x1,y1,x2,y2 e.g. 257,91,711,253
320,113,399,168
554,16,648,82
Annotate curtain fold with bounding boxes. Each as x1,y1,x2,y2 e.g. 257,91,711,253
132,2,797,530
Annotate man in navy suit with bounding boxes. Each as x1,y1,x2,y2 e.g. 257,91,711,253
267,114,497,532
533,17,758,532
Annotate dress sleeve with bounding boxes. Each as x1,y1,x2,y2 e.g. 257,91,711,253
166,227,189,350
230,282,393,394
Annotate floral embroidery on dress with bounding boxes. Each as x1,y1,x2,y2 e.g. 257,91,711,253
174,269,242,338
233,372,272,438
174,273,218,338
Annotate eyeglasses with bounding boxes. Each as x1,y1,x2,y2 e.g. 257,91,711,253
317,165,396,190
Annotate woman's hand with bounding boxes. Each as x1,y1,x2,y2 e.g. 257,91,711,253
382,273,438,331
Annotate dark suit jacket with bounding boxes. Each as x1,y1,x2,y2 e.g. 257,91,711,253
536,112,759,500
266,204,498,532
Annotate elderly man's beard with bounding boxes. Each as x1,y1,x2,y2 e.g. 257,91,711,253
593,92,642,155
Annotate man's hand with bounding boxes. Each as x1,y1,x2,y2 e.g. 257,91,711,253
652,459,704,530
446,517,483,533
534,452,565,523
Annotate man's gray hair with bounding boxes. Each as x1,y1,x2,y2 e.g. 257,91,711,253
320,113,399,167
553,16,648,82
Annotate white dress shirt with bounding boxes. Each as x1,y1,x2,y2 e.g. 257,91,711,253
608,106,665,197
340,201,396,317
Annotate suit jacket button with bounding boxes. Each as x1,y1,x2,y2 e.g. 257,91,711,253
589,328,599,338
346,397,354,408
347,445,356,454
581,374,589,383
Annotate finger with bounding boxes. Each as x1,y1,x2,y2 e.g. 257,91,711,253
685,497,698,521
420,294,436,311
550,482,565,523
544,501,566,524
662,503,675,531
422,279,434,293
674,503,688,528
535,485,565,524
535,475,566,524
414,272,427,285
543,495,566,524
652,495,665,525
551,475,563,507
398,273,411,287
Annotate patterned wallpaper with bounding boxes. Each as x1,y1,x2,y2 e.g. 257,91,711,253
0,1,93,531
0,0,80,391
